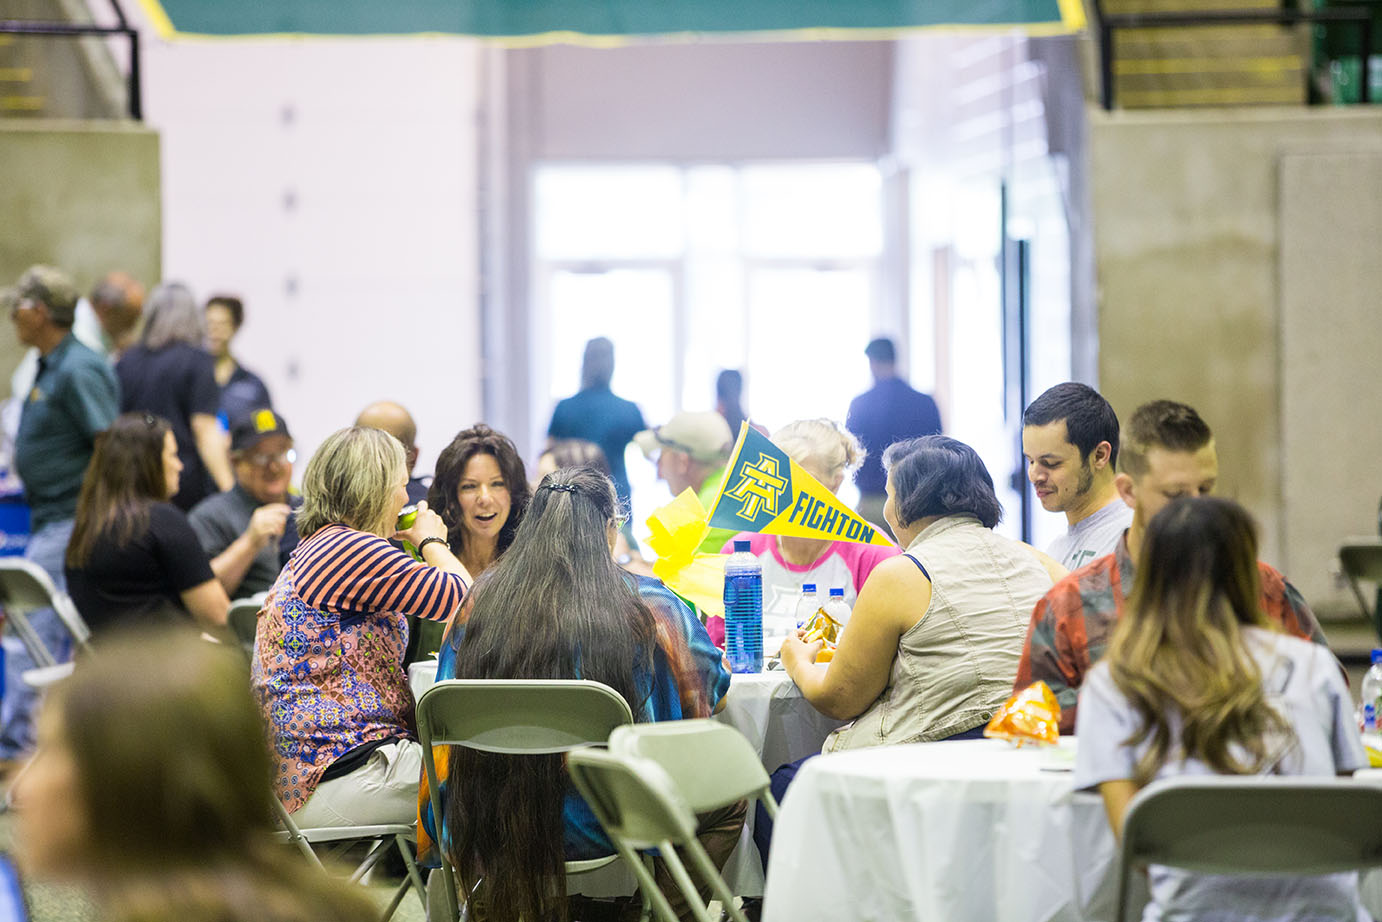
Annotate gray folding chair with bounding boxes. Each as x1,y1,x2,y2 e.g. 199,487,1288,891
0,557,93,685
610,719,778,820
1115,775,1382,922
1340,541,1382,641
415,678,647,922
272,797,427,922
568,748,747,922
227,592,268,652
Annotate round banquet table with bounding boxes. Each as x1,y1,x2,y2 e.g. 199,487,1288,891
761,737,1123,922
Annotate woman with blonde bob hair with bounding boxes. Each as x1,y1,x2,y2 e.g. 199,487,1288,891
720,418,899,649
254,426,471,830
14,628,375,922
1075,497,1366,922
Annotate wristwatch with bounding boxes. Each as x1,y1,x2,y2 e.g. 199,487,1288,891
417,536,447,556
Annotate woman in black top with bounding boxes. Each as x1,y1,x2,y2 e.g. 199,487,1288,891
64,413,229,635
115,283,233,511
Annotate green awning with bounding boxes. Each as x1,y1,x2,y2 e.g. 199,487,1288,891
136,0,1086,41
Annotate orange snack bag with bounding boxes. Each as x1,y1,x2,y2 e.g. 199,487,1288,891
800,607,841,664
983,680,1061,747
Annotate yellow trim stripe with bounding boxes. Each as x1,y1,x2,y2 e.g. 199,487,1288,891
136,0,177,39
129,0,1081,44
1056,0,1087,31
0,68,33,82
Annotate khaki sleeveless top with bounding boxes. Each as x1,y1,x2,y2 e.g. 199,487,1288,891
824,515,1053,751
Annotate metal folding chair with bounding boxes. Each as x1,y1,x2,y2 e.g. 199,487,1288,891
568,748,748,922
0,557,93,686
272,797,428,922
415,678,646,922
1115,775,1382,922
1340,540,1382,641
610,719,778,822
227,592,268,652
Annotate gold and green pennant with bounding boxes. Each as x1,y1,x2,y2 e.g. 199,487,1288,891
706,423,892,547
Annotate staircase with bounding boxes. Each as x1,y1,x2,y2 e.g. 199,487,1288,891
1098,0,1311,107
0,0,131,119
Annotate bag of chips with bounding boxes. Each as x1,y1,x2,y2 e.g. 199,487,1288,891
984,680,1061,747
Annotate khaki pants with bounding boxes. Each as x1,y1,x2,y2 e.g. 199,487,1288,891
654,799,748,922
294,739,423,828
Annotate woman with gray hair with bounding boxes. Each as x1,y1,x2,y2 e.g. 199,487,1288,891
115,282,233,510
254,426,471,828
720,418,901,651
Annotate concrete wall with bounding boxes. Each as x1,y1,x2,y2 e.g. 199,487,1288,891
1091,106,1382,615
139,34,483,478
0,120,161,390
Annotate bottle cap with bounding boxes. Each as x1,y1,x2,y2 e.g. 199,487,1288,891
734,539,751,553
1372,649,1382,665
829,588,844,597
802,583,816,593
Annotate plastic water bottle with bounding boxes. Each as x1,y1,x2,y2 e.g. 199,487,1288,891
794,584,819,631
1361,649,1382,732
823,588,851,633
723,539,763,674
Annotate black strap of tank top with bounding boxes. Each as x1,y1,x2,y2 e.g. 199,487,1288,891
903,553,932,582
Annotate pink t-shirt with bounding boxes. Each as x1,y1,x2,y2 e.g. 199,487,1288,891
709,533,900,649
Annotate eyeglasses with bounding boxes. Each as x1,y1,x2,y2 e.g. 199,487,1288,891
245,449,296,469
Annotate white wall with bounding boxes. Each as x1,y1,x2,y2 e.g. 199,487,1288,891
134,19,483,476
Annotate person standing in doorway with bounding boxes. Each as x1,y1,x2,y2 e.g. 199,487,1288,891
4,266,119,772
547,337,645,513
846,337,942,534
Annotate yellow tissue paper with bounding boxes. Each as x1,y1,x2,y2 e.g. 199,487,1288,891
646,489,727,618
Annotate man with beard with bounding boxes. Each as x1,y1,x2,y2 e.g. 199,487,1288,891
1022,382,1133,571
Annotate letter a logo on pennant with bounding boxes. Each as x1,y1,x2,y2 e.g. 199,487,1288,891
727,453,787,522
705,424,893,547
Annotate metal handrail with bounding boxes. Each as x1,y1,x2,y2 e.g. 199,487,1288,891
0,0,141,120
1091,2,1374,110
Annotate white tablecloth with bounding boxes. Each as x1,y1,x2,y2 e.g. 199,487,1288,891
408,658,438,701
715,668,847,772
762,738,1121,922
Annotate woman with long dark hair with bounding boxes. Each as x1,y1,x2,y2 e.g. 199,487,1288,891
428,423,531,578
13,627,375,922
426,466,735,922
1075,497,1365,921
64,413,229,634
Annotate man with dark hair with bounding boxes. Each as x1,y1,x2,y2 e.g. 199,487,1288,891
4,266,119,768
1022,382,1133,570
189,408,300,598
547,337,645,510
1014,399,1329,732
846,337,942,533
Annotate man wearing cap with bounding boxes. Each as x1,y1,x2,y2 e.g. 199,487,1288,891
4,265,119,768
636,411,736,555
188,408,300,599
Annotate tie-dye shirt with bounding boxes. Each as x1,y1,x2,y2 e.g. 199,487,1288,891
254,523,466,812
417,572,730,863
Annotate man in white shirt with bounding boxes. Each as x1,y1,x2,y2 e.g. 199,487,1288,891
1021,382,1133,571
